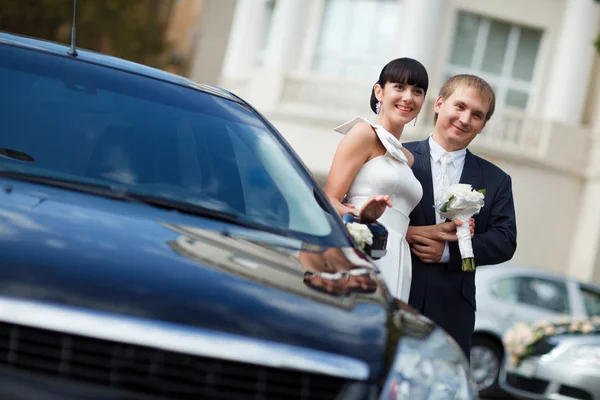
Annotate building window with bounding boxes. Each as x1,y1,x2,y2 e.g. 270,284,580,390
255,0,277,66
447,11,542,111
312,0,401,80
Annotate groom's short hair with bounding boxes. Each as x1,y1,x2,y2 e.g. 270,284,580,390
434,75,496,125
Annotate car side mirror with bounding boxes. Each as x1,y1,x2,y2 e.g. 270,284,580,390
342,213,388,260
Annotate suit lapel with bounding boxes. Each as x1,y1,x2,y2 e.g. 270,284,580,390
459,150,483,190
412,140,436,225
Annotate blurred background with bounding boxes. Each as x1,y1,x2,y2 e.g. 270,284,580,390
2,0,600,285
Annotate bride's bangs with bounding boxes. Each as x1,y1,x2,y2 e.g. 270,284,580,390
380,58,429,94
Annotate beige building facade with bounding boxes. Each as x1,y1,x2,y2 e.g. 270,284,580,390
198,0,600,283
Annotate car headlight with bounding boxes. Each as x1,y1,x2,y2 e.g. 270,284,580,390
568,345,600,367
380,327,478,400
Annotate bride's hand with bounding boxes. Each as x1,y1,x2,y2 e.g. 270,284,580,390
358,195,392,223
338,202,357,216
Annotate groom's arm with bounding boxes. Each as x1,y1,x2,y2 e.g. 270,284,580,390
449,174,517,270
407,228,446,263
407,221,468,263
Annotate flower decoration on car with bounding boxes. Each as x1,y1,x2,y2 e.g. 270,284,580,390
503,316,600,365
346,222,373,250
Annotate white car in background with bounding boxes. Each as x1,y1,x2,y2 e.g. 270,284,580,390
500,332,600,400
470,264,600,397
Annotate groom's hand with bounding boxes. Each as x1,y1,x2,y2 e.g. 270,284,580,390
409,235,445,263
435,220,463,241
406,222,460,243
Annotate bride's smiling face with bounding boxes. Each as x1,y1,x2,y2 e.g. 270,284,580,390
375,81,425,126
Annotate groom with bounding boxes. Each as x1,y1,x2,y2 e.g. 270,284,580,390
404,74,517,359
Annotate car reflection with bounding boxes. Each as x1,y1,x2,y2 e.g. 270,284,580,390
163,223,385,304
303,269,378,296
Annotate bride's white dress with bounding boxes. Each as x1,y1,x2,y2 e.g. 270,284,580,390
334,117,423,302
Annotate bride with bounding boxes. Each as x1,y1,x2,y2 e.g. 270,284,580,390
324,58,428,302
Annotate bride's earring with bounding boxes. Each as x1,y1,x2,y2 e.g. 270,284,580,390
414,116,418,126
376,101,381,115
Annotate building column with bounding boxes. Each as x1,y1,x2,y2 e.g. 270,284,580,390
573,55,600,283
188,0,237,86
568,126,600,282
592,55,600,130
262,0,306,71
248,0,308,112
395,0,447,75
543,0,599,125
220,0,264,82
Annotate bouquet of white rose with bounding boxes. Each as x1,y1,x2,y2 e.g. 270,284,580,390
434,183,485,271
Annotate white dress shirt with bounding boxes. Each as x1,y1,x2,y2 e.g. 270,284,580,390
428,135,467,262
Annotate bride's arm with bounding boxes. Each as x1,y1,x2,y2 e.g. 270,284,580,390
324,122,391,220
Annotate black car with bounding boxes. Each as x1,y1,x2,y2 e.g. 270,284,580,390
0,31,476,399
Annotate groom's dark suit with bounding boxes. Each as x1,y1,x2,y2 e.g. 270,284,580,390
404,139,517,358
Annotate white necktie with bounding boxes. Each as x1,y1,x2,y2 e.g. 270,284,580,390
434,152,452,200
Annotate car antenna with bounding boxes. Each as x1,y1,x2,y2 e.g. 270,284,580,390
67,0,78,57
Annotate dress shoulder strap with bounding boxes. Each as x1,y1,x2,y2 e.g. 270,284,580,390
333,117,408,163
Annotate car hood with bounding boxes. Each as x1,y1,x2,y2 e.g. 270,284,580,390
0,180,406,380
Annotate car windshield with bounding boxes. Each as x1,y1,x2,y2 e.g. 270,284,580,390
0,43,346,246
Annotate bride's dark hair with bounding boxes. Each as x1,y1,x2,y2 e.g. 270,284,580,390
370,58,429,113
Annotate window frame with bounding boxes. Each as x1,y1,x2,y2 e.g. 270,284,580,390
297,0,403,79
445,10,545,114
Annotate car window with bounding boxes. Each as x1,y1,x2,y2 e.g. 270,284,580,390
580,286,600,317
0,44,345,246
489,277,518,302
517,277,569,313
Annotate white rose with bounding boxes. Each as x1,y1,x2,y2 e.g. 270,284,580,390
533,319,549,329
554,315,571,325
513,322,535,345
465,190,485,203
446,184,474,197
581,322,594,334
346,222,373,249
514,345,526,357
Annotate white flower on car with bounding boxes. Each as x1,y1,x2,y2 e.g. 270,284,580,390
532,319,549,329
503,321,536,359
504,317,600,365
581,322,594,334
346,222,373,250
544,325,555,336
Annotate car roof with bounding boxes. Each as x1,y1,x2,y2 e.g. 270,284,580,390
477,263,600,290
0,31,240,103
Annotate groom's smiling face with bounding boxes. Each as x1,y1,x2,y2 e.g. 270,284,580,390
433,86,488,151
